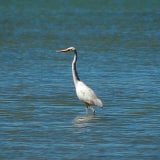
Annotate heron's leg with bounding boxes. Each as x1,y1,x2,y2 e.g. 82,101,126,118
85,103,89,115
86,107,88,115
90,106,95,115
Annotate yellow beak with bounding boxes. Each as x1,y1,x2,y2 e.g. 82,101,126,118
56,48,68,53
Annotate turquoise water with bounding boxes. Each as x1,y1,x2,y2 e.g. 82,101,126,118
0,1,160,159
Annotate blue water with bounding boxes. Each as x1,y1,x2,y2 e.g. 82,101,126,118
0,1,160,159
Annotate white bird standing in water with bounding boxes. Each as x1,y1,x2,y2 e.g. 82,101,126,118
56,47,103,114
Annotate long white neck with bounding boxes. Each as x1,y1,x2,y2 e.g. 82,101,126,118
72,50,80,86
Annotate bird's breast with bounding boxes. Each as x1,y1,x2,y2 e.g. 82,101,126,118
75,81,97,105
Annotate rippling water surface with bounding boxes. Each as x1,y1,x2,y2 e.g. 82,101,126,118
0,1,160,159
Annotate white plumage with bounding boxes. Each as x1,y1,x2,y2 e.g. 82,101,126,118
57,47,103,114
75,81,103,107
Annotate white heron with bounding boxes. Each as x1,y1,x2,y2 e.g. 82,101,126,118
56,47,103,114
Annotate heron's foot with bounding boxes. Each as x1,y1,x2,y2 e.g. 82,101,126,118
92,110,96,115
90,107,95,115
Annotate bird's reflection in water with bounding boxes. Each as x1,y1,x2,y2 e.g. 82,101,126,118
74,115,95,128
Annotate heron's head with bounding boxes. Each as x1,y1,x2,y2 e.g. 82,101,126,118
56,47,76,53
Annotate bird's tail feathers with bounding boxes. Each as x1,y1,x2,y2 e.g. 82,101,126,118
94,98,103,108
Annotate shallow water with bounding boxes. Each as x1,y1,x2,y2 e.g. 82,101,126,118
0,1,160,159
